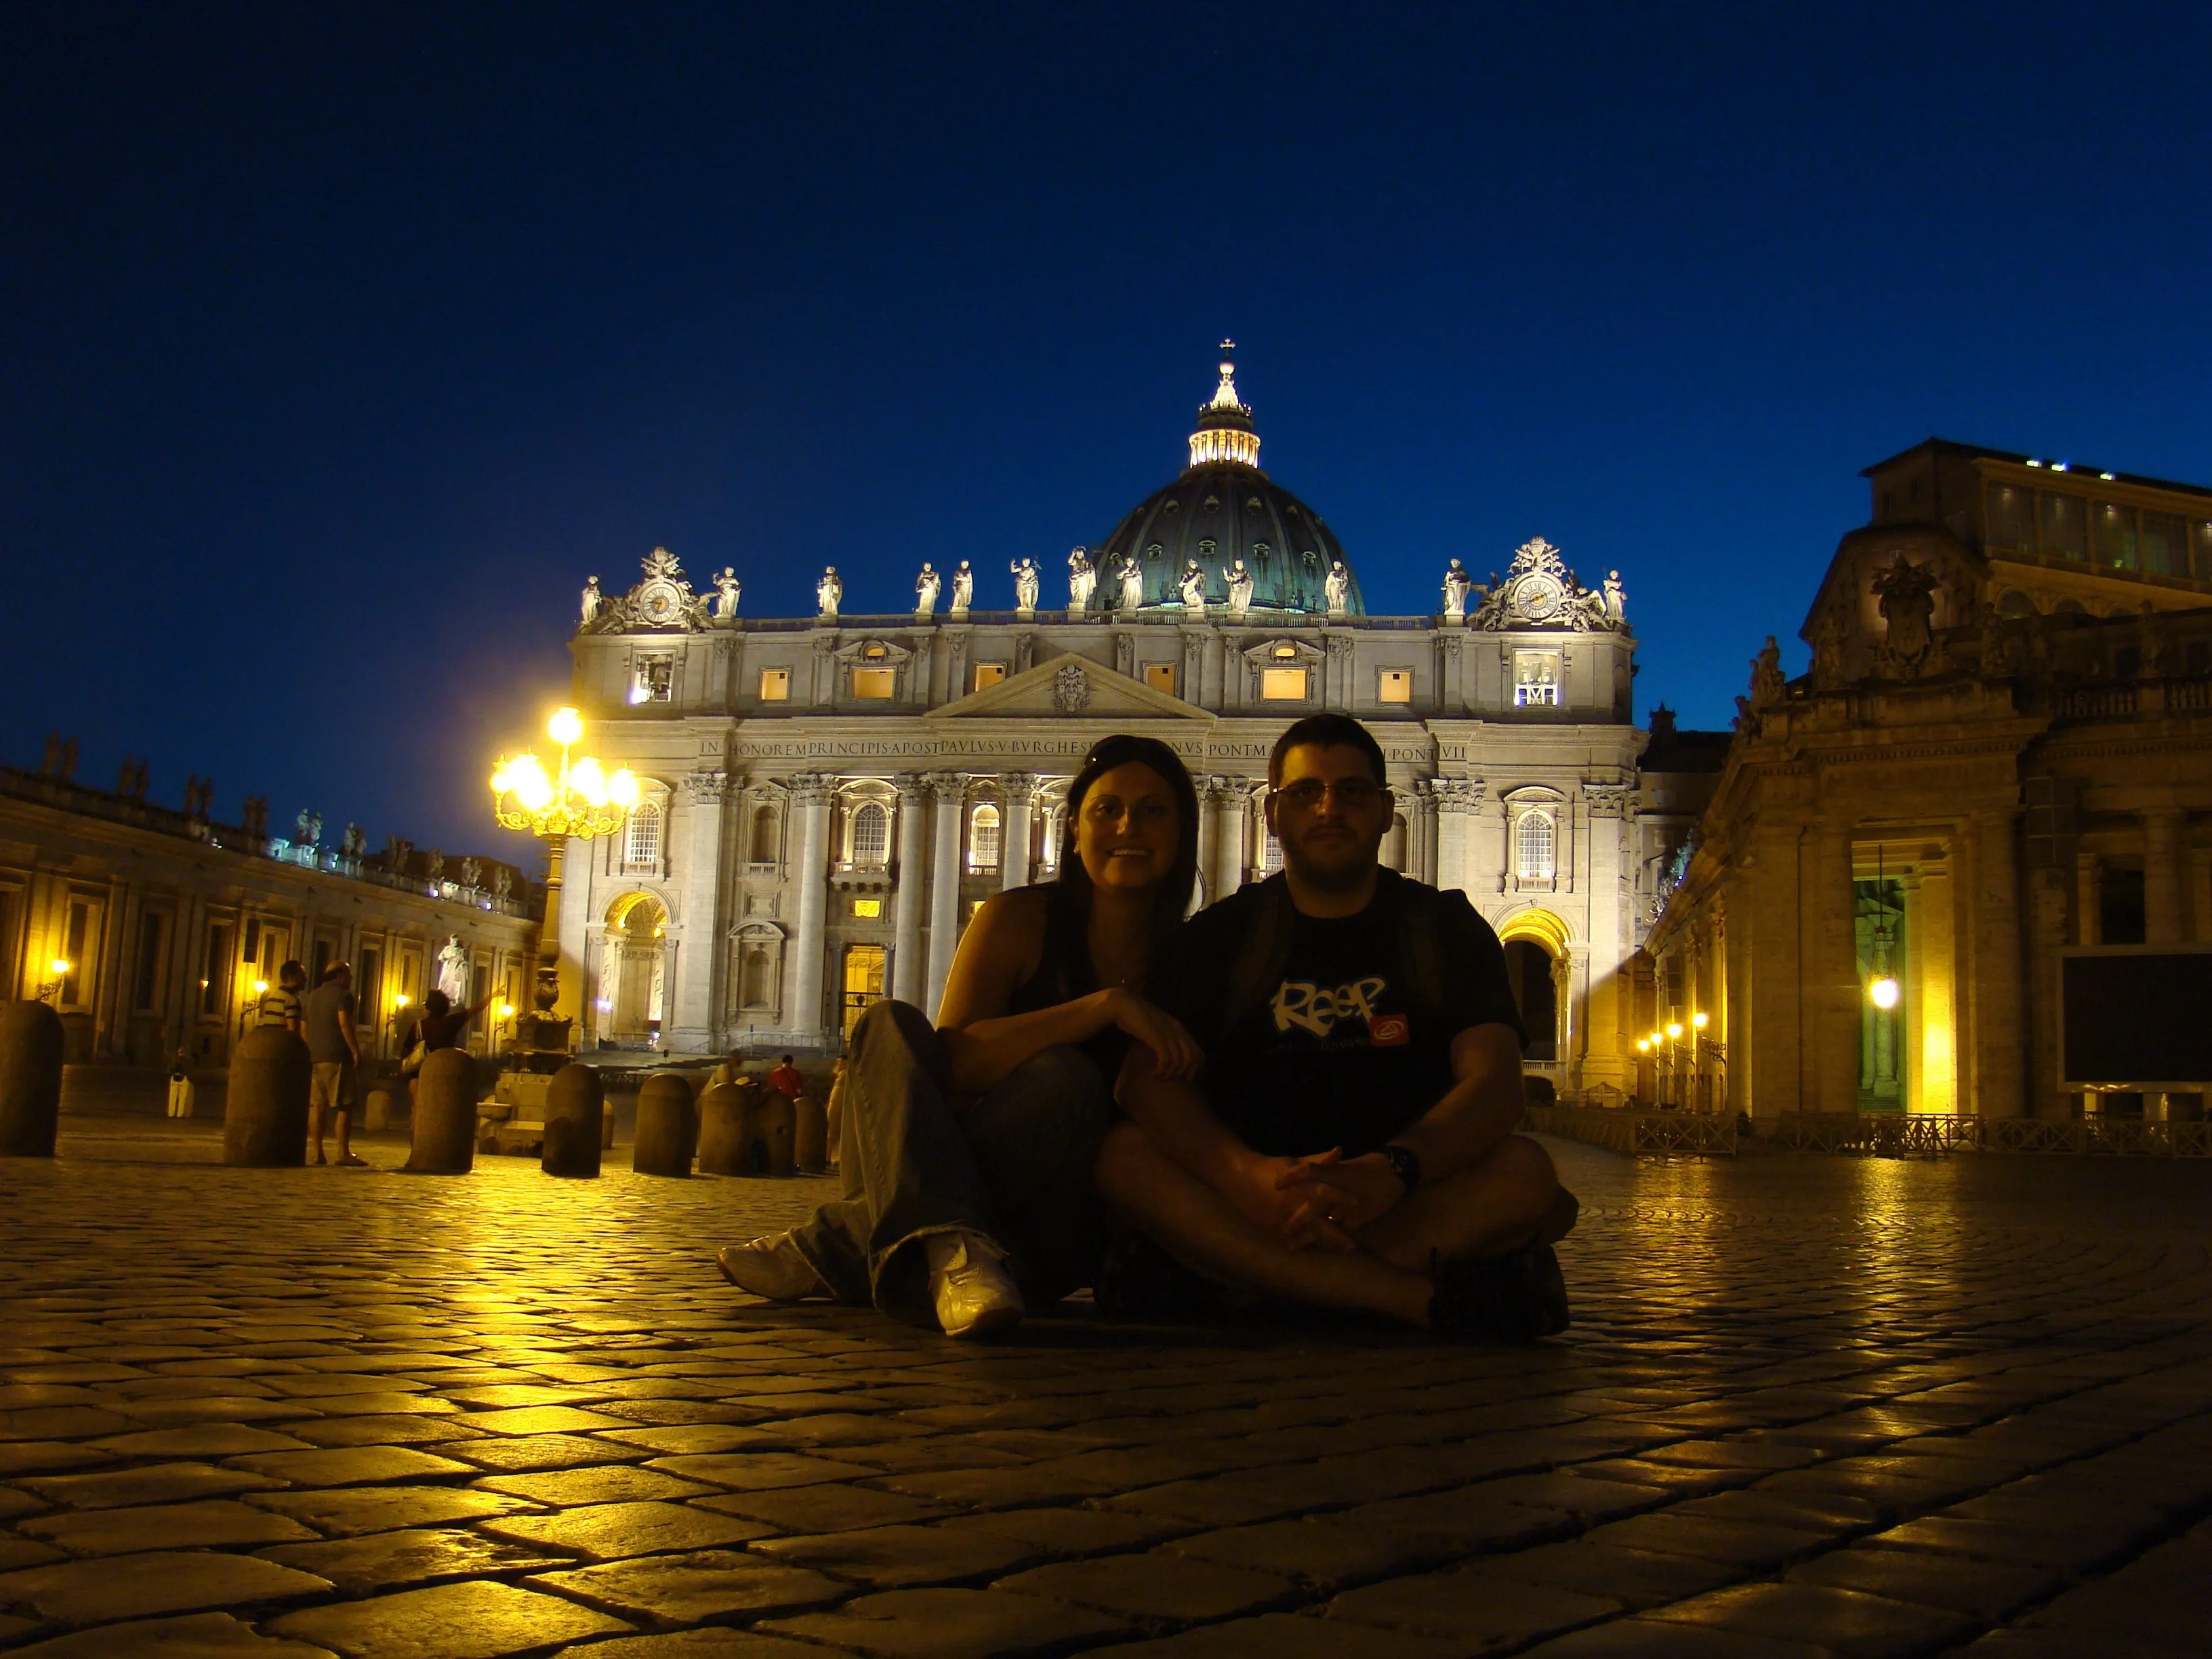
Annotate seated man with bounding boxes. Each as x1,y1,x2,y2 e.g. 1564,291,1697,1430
1099,712,1573,1338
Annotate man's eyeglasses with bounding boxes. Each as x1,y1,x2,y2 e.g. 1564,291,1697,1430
1271,779,1383,811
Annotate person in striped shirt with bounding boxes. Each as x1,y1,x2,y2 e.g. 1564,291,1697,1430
256,960,306,1035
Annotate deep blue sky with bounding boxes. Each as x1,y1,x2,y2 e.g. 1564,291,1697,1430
6,3,2209,862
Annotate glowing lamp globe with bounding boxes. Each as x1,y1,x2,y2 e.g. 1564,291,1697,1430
1869,975,1901,1010
548,707,584,747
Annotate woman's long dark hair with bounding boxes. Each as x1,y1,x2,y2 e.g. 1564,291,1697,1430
1056,734,1201,956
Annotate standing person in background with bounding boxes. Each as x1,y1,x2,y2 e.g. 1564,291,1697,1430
825,1055,848,1172
303,962,367,1167
256,960,306,1034
408,987,491,1057
165,1048,196,1120
768,1054,804,1104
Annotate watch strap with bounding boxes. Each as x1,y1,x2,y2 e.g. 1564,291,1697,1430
1380,1143,1421,1191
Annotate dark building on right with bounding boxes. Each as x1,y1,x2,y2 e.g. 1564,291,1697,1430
1645,439,2212,1126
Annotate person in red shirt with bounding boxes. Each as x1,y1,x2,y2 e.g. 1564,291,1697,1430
767,1055,804,1101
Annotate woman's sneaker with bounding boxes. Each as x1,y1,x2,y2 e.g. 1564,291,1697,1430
923,1231,1023,1339
1428,1242,1570,1341
716,1233,827,1300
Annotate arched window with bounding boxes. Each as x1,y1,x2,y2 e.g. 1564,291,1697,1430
850,802,889,868
749,804,778,863
968,804,1001,872
1515,811,1555,881
624,802,662,870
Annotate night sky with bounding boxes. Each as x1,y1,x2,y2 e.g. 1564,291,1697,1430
6,3,2209,865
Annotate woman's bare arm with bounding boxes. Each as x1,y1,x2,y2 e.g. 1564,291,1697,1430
935,890,1122,1092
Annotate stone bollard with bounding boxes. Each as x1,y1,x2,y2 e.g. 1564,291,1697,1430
752,1090,797,1176
0,1001,66,1158
632,1071,698,1176
695,1080,750,1176
794,1092,828,1174
403,1048,476,1174
363,1082,404,1132
541,1064,604,1179
223,1024,310,1167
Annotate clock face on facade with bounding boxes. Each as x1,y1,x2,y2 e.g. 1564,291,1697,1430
1517,574,1563,621
637,579,684,625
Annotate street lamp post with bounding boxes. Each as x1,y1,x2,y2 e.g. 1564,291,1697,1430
490,706,638,1027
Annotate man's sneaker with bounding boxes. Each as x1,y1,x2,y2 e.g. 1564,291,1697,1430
923,1230,1023,1339
716,1233,827,1300
1429,1242,1570,1342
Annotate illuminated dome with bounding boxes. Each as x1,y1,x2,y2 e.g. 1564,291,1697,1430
1088,346,1366,617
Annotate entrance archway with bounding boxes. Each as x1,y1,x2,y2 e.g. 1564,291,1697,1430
1496,909,1570,1065
842,944,886,1041
606,893,668,1044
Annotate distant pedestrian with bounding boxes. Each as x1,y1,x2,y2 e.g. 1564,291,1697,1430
825,1054,848,1170
255,960,306,1034
165,1049,195,1120
303,962,366,1167
768,1053,804,1103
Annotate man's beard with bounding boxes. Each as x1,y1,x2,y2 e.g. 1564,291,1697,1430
1282,831,1379,892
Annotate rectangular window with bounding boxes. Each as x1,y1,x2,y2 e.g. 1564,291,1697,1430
201,922,232,1018
1514,651,1561,708
758,669,791,701
2039,492,2087,560
1985,482,2036,552
134,910,167,1011
851,668,896,699
972,663,1007,691
2142,512,2186,577
1261,667,1308,701
634,657,676,703
1143,663,1176,695
2092,501,2138,570
1378,669,1413,704
852,897,882,918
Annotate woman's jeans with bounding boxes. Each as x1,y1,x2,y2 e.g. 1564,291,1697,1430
789,1000,1115,1328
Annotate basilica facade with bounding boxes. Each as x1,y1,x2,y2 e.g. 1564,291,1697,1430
555,354,1716,1090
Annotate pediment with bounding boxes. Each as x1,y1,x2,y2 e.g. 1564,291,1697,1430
930,652,1212,721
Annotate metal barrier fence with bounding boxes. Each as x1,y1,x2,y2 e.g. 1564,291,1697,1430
1528,1105,2211,1158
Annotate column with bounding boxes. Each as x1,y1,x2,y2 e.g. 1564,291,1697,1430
2144,808,2184,944
1414,781,1439,886
1001,774,1037,890
924,773,965,1019
1470,783,1504,897
1212,782,1248,899
672,771,728,1051
556,836,592,1031
891,774,929,1004
1433,779,1477,896
1581,786,1630,1089
785,774,832,1042
1806,820,1858,1115
1195,775,1221,906
1970,807,2026,1118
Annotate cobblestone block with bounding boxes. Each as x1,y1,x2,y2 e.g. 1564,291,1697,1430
266,1578,633,1658
1861,1513,2154,1572
688,1482,941,1534
1160,1517,1438,1591
762,1586,1134,1658
87,1425,316,1458
1639,1582,1976,1657
1784,1547,2062,1620
1326,1570,1621,1645
1461,1539,1745,1610
1583,1513,1830,1568
1516,1614,1839,1656
1087,1609,1468,1657
993,1553,1296,1622
223,1446,478,1487
433,1433,641,1471
3,1610,342,1656
2018,1533,2212,1647
478,1498,773,1561
0,1547,333,1623
647,1451,880,1491
754,1523,1043,1589
245,1483,539,1537
933,1508,1186,1558
1671,1487,1887,1535
550,1631,861,1659
474,1465,717,1506
529,1549,846,1623
20,1496,319,1555
19,1460,284,1509
256,1525,573,1593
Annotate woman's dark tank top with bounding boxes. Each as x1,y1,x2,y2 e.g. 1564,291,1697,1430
1005,881,1129,1084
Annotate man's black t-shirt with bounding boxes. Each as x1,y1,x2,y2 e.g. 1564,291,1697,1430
1153,869,1525,1158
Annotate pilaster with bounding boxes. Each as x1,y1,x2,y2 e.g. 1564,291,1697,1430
1001,774,1038,890
671,770,727,1050
784,773,832,1043
891,774,928,1003
924,773,966,1019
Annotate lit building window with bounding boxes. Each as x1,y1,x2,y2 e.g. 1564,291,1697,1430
1514,651,1560,708
1261,667,1309,700
850,802,888,868
633,656,675,703
1262,830,1284,873
1144,663,1176,694
852,897,882,918
968,804,1001,872
1378,669,1413,704
852,668,895,699
972,663,1006,691
625,802,662,869
758,669,790,701
1516,812,1555,881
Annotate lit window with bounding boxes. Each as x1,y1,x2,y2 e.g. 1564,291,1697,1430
1378,669,1413,704
634,657,675,703
1144,663,1176,694
972,663,1006,691
852,897,882,918
968,804,1001,872
1514,651,1560,708
626,802,662,869
758,669,790,701
1273,643,1297,659
851,668,896,699
850,802,888,867
1261,667,1308,700
1516,812,1555,881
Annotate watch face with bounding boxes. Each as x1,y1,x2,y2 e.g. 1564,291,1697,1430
638,580,682,623
1519,575,1561,620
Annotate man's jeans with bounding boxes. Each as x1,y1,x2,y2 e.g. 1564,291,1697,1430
790,1000,1114,1328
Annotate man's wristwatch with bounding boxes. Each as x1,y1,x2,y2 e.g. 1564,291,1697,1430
1379,1143,1421,1192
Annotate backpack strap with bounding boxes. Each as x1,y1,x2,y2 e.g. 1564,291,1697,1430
1221,875,1295,1031
1395,876,1452,1032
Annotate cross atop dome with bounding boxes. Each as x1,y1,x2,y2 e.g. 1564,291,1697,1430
1189,340,1261,470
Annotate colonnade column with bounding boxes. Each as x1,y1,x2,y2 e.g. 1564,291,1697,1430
1001,774,1036,890
1971,806,2026,1117
924,773,966,1019
783,775,832,1044
891,774,928,1004
1212,782,1248,899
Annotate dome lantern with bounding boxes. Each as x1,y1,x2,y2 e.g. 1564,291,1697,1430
1188,340,1261,470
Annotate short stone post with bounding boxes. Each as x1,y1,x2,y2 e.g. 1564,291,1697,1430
403,1048,476,1174
632,1071,697,1176
363,1082,404,1132
794,1092,828,1174
752,1090,797,1176
541,1064,604,1178
223,1024,310,1167
0,1001,66,1158
696,1080,749,1176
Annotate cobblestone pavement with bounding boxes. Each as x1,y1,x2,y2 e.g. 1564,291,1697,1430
1,1119,2209,1658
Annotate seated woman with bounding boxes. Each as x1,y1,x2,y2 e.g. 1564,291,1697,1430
716,735,1203,1338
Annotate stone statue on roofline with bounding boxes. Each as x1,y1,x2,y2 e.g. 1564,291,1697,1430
1325,558,1351,619
1067,547,1096,614
1010,557,1040,616
816,566,842,620
1441,558,1473,621
1179,559,1208,615
436,935,470,1002
949,560,972,615
581,576,602,624
1223,558,1254,621
1749,636,1786,708
712,568,741,621
915,562,941,618
1117,553,1144,613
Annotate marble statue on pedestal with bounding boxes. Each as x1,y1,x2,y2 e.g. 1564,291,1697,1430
712,569,741,621
1442,558,1474,621
1179,560,1208,615
1223,558,1254,621
581,577,602,624
1325,558,1351,619
949,560,972,615
1010,557,1040,615
1117,553,1144,613
817,567,842,620
915,562,941,618
436,935,470,1002
1067,547,1095,614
